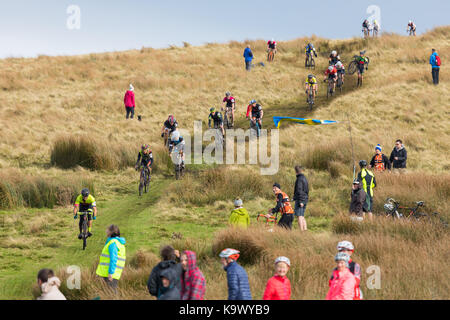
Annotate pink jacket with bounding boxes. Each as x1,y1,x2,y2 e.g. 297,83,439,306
124,90,135,107
262,275,291,300
326,268,356,300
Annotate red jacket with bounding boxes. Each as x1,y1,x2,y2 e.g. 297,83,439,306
124,90,135,107
262,275,291,300
326,268,356,300
180,251,206,300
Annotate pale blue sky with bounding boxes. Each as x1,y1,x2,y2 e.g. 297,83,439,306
0,0,448,58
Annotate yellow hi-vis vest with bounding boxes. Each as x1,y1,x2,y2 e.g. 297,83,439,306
361,168,375,197
96,238,126,280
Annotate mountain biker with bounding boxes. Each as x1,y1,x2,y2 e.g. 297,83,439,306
208,107,225,136
267,38,277,55
262,256,291,300
326,252,357,300
356,51,369,86
246,100,263,136
330,241,362,300
329,50,341,66
362,19,371,37
135,144,153,175
305,43,317,67
369,144,391,172
305,74,318,102
357,160,376,220
372,20,380,36
73,188,97,239
161,115,178,144
324,65,338,93
267,183,294,230
222,92,235,127
407,20,416,36
335,61,345,84
219,248,252,300
168,130,185,169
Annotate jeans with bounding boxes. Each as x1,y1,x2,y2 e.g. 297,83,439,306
126,106,135,119
432,68,440,85
245,60,252,71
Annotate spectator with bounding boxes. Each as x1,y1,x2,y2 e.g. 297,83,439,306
268,183,295,230
219,248,252,300
357,160,376,220
147,245,182,299
95,224,126,292
180,250,206,300
262,256,291,300
326,253,356,300
158,268,181,300
124,84,135,119
293,165,309,231
228,198,250,228
243,45,253,71
36,269,66,300
332,241,362,300
429,49,440,85
349,180,366,218
369,144,391,172
389,139,408,172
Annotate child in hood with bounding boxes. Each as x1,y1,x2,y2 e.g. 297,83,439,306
228,198,250,228
36,269,66,300
180,250,206,300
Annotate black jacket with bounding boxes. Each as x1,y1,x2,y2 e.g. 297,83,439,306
293,173,309,203
158,267,181,300
349,187,366,214
147,260,182,298
389,146,407,168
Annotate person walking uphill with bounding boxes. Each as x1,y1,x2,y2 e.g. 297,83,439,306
229,198,250,228
219,248,252,300
124,84,135,119
148,245,182,299
429,49,441,85
268,183,294,230
95,224,126,291
243,45,253,71
293,166,309,231
389,139,408,172
180,250,206,300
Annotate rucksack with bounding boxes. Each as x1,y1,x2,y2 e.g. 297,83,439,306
436,55,441,66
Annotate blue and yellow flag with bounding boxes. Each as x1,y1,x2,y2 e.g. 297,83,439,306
273,116,338,129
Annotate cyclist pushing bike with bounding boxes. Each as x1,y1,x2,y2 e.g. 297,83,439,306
356,51,369,87
135,144,153,174
73,188,97,239
222,92,235,127
305,74,318,102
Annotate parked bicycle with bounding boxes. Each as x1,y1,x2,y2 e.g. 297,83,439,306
383,198,447,227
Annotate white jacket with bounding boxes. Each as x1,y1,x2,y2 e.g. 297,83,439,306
37,277,66,300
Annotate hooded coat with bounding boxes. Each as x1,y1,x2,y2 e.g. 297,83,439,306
228,207,250,228
158,267,181,300
147,260,182,298
37,277,66,300
180,251,206,300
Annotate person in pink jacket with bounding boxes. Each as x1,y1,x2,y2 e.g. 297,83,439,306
262,256,291,300
326,252,356,300
124,84,135,119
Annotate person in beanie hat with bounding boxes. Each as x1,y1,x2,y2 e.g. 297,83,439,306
369,144,391,172
124,84,135,119
228,198,250,228
326,252,357,300
268,183,294,230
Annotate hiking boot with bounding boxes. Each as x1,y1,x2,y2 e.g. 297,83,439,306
78,233,83,240
87,232,93,238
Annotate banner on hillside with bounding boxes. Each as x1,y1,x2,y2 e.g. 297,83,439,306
273,116,338,129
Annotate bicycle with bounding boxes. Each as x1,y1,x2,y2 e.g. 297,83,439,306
305,52,315,69
257,213,278,228
171,145,184,180
362,28,370,39
348,55,370,75
223,107,234,129
407,28,416,36
138,165,151,196
306,84,315,111
267,49,275,62
162,128,171,150
325,78,335,99
76,210,92,250
250,117,262,138
337,72,344,93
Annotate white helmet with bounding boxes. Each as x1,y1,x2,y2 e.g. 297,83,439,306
337,241,354,251
170,130,180,141
271,38,275,42
409,20,412,24
331,50,337,55
335,61,343,68
328,66,334,71
275,256,291,267
219,248,240,259
334,252,350,267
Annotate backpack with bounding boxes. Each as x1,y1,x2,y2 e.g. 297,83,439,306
436,55,441,66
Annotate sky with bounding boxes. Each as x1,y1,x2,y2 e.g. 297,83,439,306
0,0,448,58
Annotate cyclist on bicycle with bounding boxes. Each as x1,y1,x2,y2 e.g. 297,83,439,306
329,50,341,66
222,92,235,127
208,107,225,136
161,115,178,138
356,51,369,85
407,20,416,36
335,61,345,84
73,188,97,239
135,144,153,175
305,43,317,67
305,74,318,102
324,65,338,93
362,19,371,36
246,100,263,134
168,130,185,169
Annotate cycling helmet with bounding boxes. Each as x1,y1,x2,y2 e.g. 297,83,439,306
335,61,343,68
360,50,365,55
373,20,378,24
250,99,256,104
409,20,412,24
275,256,291,267
334,252,350,266
337,241,354,252
141,144,150,151
210,107,216,113
359,160,367,167
171,130,180,142
219,248,240,261
168,115,175,123
331,50,337,55
81,188,90,197
225,92,231,97
308,74,314,79
328,66,334,71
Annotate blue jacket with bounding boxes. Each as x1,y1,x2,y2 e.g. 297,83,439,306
105,237,126,275
243,48,253,62
224,261,252,300
430,52,440,69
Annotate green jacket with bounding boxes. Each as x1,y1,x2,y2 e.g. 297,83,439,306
229,207,250,228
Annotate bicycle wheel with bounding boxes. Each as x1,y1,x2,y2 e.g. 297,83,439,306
144,170,149,193
139,170,144,196
82,217,88,250
348,61,357,75
175,165,180,180
311,58,315,70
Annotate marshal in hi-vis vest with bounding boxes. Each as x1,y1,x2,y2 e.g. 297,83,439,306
96,238,126,280
276,191,294,215
373,154,385,171
361,169,375,197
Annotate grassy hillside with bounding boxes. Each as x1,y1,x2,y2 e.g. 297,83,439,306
0,27,449,299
